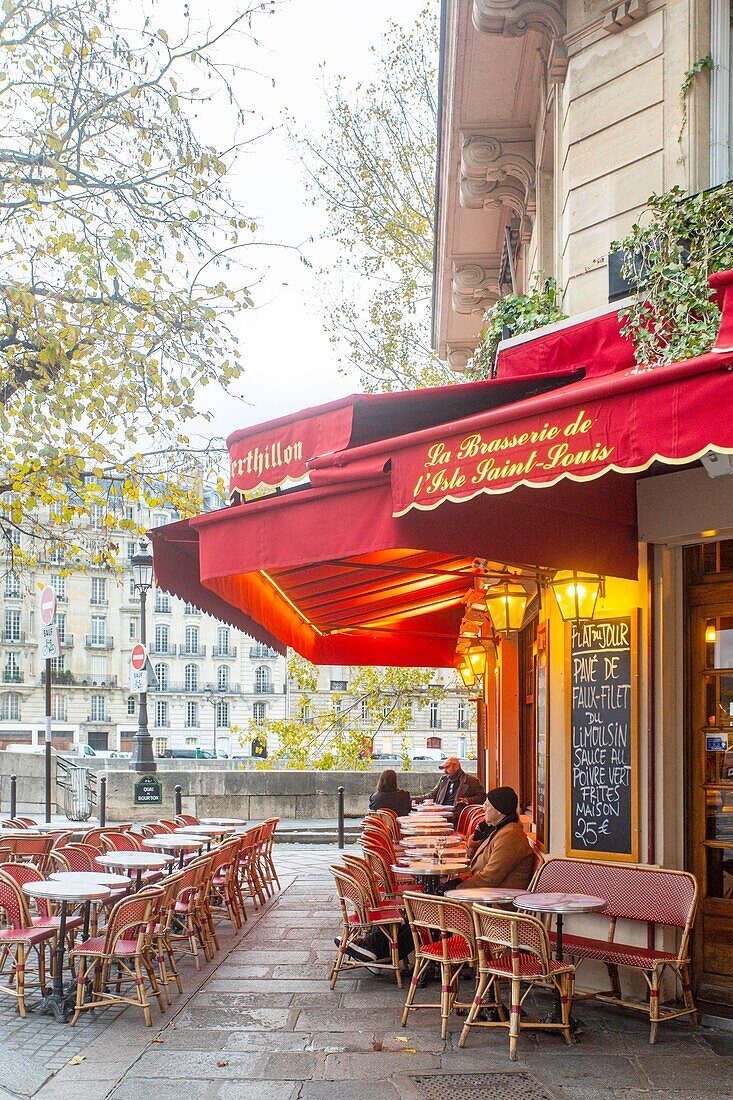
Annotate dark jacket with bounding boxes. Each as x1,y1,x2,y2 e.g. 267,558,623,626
427,768,485,808
369,788,412,817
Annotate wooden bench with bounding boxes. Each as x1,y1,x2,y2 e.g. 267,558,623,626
530,857,698,1043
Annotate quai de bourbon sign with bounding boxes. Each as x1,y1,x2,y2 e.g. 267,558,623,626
133,774,162,806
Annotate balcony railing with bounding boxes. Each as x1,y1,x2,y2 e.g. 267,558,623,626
87,714,107,723
85,636,114,649
89,597,108,606
180,644,206,658
150,643,176,656
212,646,237,659
254,685,274,695
1,631,24,644
150,680,241,694
59,634,74,648
154,602,171,614
81,675,118,688
249,646,279,659
153,720,171,728
2,671,23,684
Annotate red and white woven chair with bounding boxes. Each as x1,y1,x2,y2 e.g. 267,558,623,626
329,864,404,989
0,874,56,1017
460,903,576,1060
69,885,166,1026
401,892,477,1039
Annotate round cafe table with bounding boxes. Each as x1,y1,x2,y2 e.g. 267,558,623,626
143,834,207,867
175,824,235,837
400,834,463,848
22,880,111,1022
199,818,247,827
445,886,524,905
96,850,173,890
0,828,43,839
514,891,607,1029
393,857,470,895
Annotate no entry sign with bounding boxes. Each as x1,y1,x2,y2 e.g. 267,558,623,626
40,586,56,626
131,643,147,671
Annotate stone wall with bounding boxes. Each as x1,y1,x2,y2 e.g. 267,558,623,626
0,750,58,814
102,767,440,823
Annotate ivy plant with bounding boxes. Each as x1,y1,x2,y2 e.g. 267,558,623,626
466,277,566,379
612,183,733,367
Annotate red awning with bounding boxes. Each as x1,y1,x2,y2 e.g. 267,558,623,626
151,271,733,667
226,368,581,498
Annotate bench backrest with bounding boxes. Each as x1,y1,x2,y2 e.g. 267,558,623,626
533,858,696,929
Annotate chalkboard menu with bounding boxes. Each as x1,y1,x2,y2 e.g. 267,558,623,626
566,613,638,861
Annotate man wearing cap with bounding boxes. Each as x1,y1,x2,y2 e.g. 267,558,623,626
425,756,485,821
456,786,535,890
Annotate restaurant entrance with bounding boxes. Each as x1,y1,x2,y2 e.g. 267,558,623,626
686,540,733,1004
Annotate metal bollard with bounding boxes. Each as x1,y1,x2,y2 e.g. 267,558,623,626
9,774,17,820
174,784,182,818
99,775,107,827
337,785,345,850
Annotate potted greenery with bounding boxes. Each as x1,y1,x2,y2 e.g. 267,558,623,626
612,183,733,366
466,276,566,379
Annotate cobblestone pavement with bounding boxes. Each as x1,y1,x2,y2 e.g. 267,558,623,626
0,845,731,1099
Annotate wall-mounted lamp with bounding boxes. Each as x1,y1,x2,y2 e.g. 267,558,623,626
705,621,718,645
549,570,604,623
458,662,477,688
484,580,530,634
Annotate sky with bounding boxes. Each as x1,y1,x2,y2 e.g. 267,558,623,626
186,0,430,442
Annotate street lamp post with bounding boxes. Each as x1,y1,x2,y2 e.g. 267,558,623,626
131,542,157,773
205,686,226,758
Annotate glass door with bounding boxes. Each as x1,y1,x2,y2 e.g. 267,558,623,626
687,549,733,1002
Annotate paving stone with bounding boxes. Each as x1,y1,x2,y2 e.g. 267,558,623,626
223,1033,313,1052
207,978,334,993
636,1052,733,1092
0,1049,54,1097
127,1050,322,1081
211,964,273,979
520,1053,647,1088
194,991,295,1008
173,1006,295,1031
298,1084,401,1100
111,1080,298,1099
321,1051,442,1079
218,952,312,966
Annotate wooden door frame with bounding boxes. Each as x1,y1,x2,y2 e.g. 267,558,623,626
686,575,733,998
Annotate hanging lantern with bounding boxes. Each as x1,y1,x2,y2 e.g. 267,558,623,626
466,643,488,675
458,661,476,688
705,621,717,645
484,580,529,634
550,570,603,623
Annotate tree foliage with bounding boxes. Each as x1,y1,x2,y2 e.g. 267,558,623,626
247,657,446,770
292,2,452,393
0,0,274,568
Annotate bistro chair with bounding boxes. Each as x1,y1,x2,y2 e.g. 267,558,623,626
186,852,220,961
0,874,56,1017
100,831,143,853
50,844,96,872
175,814,200,826
401,892,477,1039
167,862,210,971
69,886,166,1027
141,875,184,1005
329,864,404,989
2,835,54,873
459,903,576,1060
237,828,267,911
257,818,281,895
49,830,77,849
342,854,391,910
209,838,244,929
0,863,85,964
79,827,109,851
9,818,36,829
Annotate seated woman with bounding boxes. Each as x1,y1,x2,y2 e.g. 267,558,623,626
451,786,535,890
368,768,411,817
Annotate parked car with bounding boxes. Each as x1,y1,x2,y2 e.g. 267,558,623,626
410,749,448,762
370,753,403,763
159,748,215,760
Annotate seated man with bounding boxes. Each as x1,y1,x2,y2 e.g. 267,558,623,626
452,786,535,890
426,756,485,824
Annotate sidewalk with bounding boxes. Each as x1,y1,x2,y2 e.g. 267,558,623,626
0,846,731,1099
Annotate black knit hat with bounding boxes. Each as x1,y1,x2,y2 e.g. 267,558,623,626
486,786,518,816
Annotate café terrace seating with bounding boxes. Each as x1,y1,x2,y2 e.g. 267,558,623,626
0,815,280,1024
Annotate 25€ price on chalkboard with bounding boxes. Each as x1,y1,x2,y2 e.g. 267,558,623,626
567,614,638,861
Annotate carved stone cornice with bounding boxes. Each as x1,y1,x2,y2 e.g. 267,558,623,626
460,134,536,242
446,343,478,373
461,136,535,190
472,0,568,82
451,259,501,315
601,0,647,33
